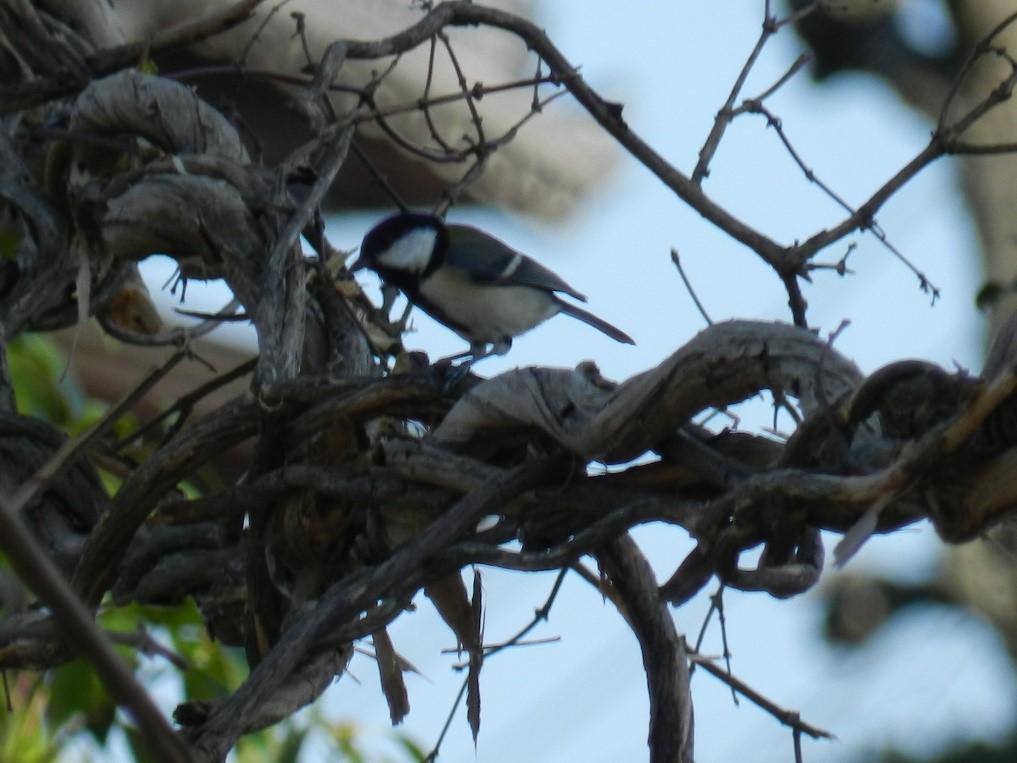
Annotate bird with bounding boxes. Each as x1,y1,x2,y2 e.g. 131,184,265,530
350,212,634,370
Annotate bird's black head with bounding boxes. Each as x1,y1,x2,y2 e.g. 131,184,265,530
353,212,448,286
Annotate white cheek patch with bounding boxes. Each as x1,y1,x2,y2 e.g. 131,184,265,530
377,228,438,273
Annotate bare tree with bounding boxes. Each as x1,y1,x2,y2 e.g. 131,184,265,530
2,2,1017,762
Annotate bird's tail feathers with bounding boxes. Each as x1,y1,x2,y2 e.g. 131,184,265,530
557,300,635,345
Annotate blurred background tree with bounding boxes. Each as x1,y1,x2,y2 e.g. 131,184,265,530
793,3,1017,761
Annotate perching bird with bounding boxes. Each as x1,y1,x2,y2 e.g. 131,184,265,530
351,212,634,368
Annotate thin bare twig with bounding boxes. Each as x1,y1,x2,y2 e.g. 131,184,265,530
936,10,1017,134
815,318,851,414
108,627,191,671
671,248,713,326
100,298,242,348
692,2,815,184
713,587,737,705
424,675,468,762
693,3,779,184
436,88,566,216
746,102,939,298
114,356,257,451
351,140,409,211
687,642,834,741
437,31,485,148
481,568,566,661
735,52,812,112
421,36,455,152
239,0,290,66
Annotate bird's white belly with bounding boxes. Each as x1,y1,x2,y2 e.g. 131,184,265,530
419,268,558,342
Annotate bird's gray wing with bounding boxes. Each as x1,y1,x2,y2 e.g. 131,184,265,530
445,224,587,301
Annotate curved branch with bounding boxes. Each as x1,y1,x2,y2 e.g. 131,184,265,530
435,320,863,463
597,536,694,763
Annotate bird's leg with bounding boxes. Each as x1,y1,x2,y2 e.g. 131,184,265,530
440,339,500,366
489,338,512,357
440,360,474,391
439,340,507,390
442,347,480,363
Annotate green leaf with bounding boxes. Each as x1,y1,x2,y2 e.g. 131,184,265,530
331,721,367,763
181,636,248,701
7,335,75,424
45,660,116,743
0,678,59,763
124,724,160,763
394,733,428,762
275,725,310,763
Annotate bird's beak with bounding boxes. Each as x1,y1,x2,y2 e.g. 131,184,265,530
348,253,367,273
